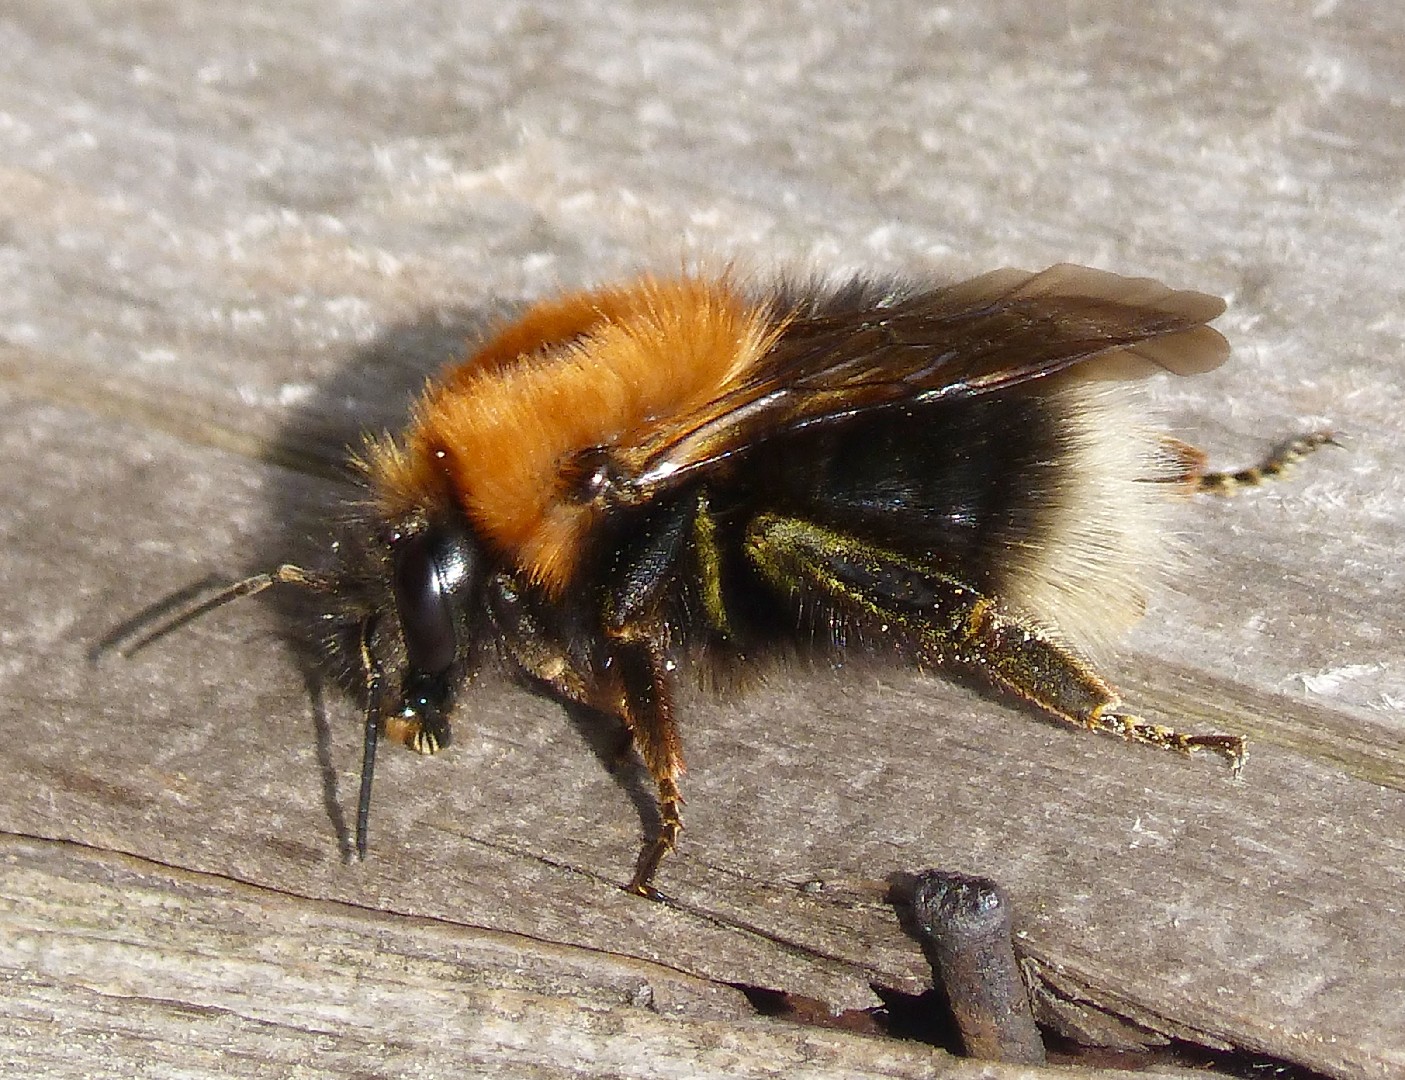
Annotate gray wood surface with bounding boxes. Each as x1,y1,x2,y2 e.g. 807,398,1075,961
10,833,1090,1079
2,1,1402,1077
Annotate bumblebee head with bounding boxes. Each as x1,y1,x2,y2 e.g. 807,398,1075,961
298,508,488,861
378,514,482,757
99,502,490,861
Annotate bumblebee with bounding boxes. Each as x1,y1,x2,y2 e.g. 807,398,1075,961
139,264,1329,897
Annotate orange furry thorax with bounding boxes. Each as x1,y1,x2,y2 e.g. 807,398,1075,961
365,276,780,594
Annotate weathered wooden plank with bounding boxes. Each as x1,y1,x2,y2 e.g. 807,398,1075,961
4,390,1401,1078
14,833,1122,1080
2,0,1403,1077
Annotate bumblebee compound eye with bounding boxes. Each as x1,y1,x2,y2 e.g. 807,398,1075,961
390,519,477,676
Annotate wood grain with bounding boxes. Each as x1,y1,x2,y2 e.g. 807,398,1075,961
2,1,1402,1077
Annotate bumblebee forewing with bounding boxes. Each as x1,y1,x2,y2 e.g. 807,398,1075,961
627,266,1231,501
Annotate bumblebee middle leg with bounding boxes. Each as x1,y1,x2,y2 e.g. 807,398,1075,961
608,624,685,899
489,573,685,896
745,514,1244,772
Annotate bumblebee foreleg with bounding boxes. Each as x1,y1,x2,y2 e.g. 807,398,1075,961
745,514,1243,772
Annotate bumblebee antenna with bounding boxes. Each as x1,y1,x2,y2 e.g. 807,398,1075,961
101,564,388,862
92,564,328,661
353,614,385,861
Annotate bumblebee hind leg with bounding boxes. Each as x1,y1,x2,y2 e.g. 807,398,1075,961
745,514,1244,772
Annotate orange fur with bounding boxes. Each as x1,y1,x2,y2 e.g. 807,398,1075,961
365,276,779,593
440,285,658,380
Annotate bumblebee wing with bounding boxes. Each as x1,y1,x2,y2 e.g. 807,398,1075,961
623,264,1228,494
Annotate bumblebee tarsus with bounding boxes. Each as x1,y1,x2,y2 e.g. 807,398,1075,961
745,514,1244,775
1095,710,1246,776
1195,431,1337,495
629,776,683,900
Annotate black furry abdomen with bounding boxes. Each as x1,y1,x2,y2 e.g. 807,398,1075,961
763,386,1068,591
